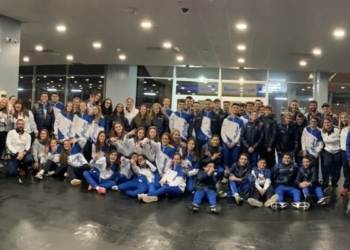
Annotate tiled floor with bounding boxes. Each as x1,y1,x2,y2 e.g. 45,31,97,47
0,170,349,250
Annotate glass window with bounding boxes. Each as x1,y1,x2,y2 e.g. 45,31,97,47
18,76,33,109
36,65,66,75
137,66,173,78
176,67,219,80
136,78,173,108
68,65,105,76
269,70,313,83
330,82,350,115
222,82,266,97
19,66,34,76
67,76,104,102
221,68,267,81
35,76,66,103
176,80,219,96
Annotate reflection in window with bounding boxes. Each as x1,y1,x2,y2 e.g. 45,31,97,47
221,68,267,81
222,83,265,97
18,76,33,109
176,81,218,96
137,66,173,78
67,76,104,102
136,78,173,108
35,76,66,102
176,67,219,79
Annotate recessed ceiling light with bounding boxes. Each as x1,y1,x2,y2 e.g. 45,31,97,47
119,54,126,60
141,21,152,29
176,55,184,61
237,58,245,63
59,79,62,81
43,76,47,78
86,79,89,81
302,88,305,91
237,45,246,51
236,23,247,30
66,55,74,61
307,86,311,89
35,45,43,51
74,81,77,83
23,56,30,62
333,28,345,38
20,76,23,79
312,48,322,56
163,42,172,49
93,42,102,49
299,60,307,66
144,88,147,90
100,76,104,78
56,25,66,32
341,86,345,89
152,84,156,86
99,81,102,83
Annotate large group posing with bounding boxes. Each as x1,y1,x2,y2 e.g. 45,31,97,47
1,91,350,213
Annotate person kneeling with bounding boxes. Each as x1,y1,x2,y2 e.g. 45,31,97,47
295,156,330,206
188,162,221,213
271,153,310,210
248,158,278,208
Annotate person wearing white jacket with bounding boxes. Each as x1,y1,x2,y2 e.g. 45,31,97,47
31,129,50,180
339,112,350,196
141,153,186,203
5,119,33,176
321,116,342,192
40,139,62,178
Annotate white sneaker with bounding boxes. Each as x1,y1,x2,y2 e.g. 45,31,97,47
141,195,158,203
0,163,4,168
64,172,69,178
111,185,119,192
233,193,242,204
292,202,310,210
35,170,45,180
247,198,263,207
138,193,146,201
317,196,330,206
70,179,82,186
46,170,55,176
271,202,288,211
264,194,279,207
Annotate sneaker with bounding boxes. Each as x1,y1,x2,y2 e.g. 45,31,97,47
141,195,158,203
187,204,199,212
207,205,222,214
264,194,279,207
45,170,55,177
87,185,93,191
305,195,312,203
137,193,146,201
271,202,288,211
217,191,227,198
247,198,263,207
0,163,4,168
233,193,242,204
35,170,44,180
221,177,228,184
317,196,330,206
292,202,310,210
111,185,119,192
340,188,350,196
64,172,69,178
70,179,82,186
96,187,106,195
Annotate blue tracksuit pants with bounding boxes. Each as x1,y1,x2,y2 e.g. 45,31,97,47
302,186,324,200
148,184,183,197
83,171,116,189
193,189,217,206
118,180,148,198
222,143,240,167
275,185,301,202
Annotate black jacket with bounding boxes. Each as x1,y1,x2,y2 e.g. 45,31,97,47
272,162,299,187
193,109,221,139
228,162,252,182
195,169,217,191
150,114,169,137
295,119,308,153
31,102,55,132
281,108,301,121
294,166,319,187
261,114,278,148
276,122,299,155
108,114,129,134
240,120,264,150
130,117,150,132
200,142,222,167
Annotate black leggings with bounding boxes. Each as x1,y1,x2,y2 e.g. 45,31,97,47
67,164,91,181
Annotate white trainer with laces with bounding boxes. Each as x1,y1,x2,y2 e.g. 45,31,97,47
271,202,288,211
111,185,119,192
292,202,310,210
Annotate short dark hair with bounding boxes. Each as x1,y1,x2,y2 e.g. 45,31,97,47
310,115,319,122
296,113,305,119
291,99,298,103
185,96,193,100
163,97,170,101
193,101,199,105
309,100,318,105
257,158,266,163
204,99,212,102
238,103,246,107
223,101,230,105
213,98,220,103
9,95,16,101
51,92,59,96
302,155,312,162
41,91,49,97
232,102,240,107
178,99,185,104
246,102,254,106
265,105,272,111
255,99,263,104
321,103,330,108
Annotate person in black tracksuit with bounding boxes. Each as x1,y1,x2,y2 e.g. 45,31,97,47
150,103,170,137
240,111,264,168
276,112,299,163
295,113,308,167
260,105,278,169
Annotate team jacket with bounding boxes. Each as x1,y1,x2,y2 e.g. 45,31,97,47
169,111,191,141
160,165,187,192
321,127,341,154
66,138,88,167
89,157,116,180
31,101,55,131
195,169,217,191
220,116,244,145
151,113,170,137
228,162,252,182
272,161,299,187
73,113,93,140
194,110,221,141
50,101,64,118
301,126,324,157
200,142,222,166
251,167,272,191
31,139,47,163
294,166,319,187
276,122,299,155
261,114,278,148
240,119,264,150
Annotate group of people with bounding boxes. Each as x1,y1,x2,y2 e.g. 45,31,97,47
0,92,349,213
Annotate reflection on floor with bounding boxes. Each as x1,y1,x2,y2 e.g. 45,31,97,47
0,173,349,250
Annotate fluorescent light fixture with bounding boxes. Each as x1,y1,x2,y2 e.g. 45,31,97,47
141,21,152,29
312,48,322,56
100,76,104,78
23,56,30,62
334,28,345,38
43,76,47,78
119,54,126,60
35,45,43,51
299,60,307,66
199,76,206,82
238,58,245,63
93,42,102,49
237,44,246,51
47,88,57,91
308,98,314,101
236,23,247,30
66,54,74,60
152,84,156,86
56,25,66,32
341,86,345,89
71,89,82,92
18,88,24,91
163,42,172,49
176,55,184,61
144,92,156,96
239,77,244,82
275,97,287,100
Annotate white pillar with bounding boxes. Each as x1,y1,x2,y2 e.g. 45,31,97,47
314,71,329,109
0,15,21,98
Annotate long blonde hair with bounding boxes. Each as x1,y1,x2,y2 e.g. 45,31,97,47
338,112,349,130
93,105,103,124
149,103,165,119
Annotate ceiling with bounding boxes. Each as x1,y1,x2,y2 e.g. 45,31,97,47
1,0,350,71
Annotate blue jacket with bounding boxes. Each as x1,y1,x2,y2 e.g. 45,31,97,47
194,109,221,141
151,113,170,137
272,161,299,187
32,101,55,131
294,166,319,187
276,122,299,155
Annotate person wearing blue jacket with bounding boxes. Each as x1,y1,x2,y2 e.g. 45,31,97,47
221,153,252,204
271,153,310,210
193,99,221,150
294,156,330,206
240,111,264,167
200,135,223,180
188,162,221,213
221,103,244,168
169,99,191,142
276,112,299,163
54,102,75,142
32,91,55,133
247,158,279,208
180,138,200,193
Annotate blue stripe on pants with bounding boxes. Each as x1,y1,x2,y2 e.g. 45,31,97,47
193,189,217,206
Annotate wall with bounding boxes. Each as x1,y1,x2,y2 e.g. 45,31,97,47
0,15,21,98
106,65,137,106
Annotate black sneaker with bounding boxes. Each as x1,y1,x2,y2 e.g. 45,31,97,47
317,196,330,206
305,195,312,203
207,205,222,214
187,204,199,212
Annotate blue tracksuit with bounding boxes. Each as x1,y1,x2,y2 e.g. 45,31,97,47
301,126,324,170
221,116,244,167
83,157,117,189
181,150,200,193
50,101,64,118
90,117,107,143
227,162,252,199
192,169,217,206
73,113,93,140
294,166,324,200
272,161,301,202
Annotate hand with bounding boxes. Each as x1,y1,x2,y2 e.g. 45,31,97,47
93,155,99,162
16,154,24,161
143,138,150,144
182,169,188,175
130,159,135,165
70,138,77,144
35,132,39,137
33,162,39,169
224,166,229,175
120,156,126,162
181,141,187,148
128,129,136,136
44,146,49,154
227,142,234,149
259,189,265,196
208,166,215,175
204,150,212,157
229,175,236,181
160,181,165,187
212,152,221,160
302,151,307,157
267,148,272,152
110,137,117,143
248,147,254,153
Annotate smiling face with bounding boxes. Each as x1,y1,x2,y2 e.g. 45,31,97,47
137,129,145,140
126,98,133,109
163,98,170,108
161,134,170,146
172,154,181,165
340,113,348,126
0,99,7,109
66,102,73,113
238,154,248,166
79,102,87,113
172,130,180,142
114,123,123,134
302,158,311,168
14,102,22,112
50,139,58,149
40,130,48,140
109,152,118,163
152,105,160,114
63,140,71,150
98,132,106,144
137,155,145,165
323,119,332,130
140,106,147,116
282,154,291,164
250,112,258,121
116,104,123,114
187,139,195,151
210,136,220,147
148,128,157,139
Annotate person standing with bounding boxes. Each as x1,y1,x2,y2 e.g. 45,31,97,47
124,98,139,125
305,100,322,127
32,92,55,134
50,92,64,118
162,97,173,117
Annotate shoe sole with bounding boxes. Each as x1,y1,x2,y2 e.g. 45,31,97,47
271,202,288,211
187,204,199,212
264,194,279,207
71,180,82,186
247,198,263,207
292,202,310,210
142,196,158,203
207,205,222,214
